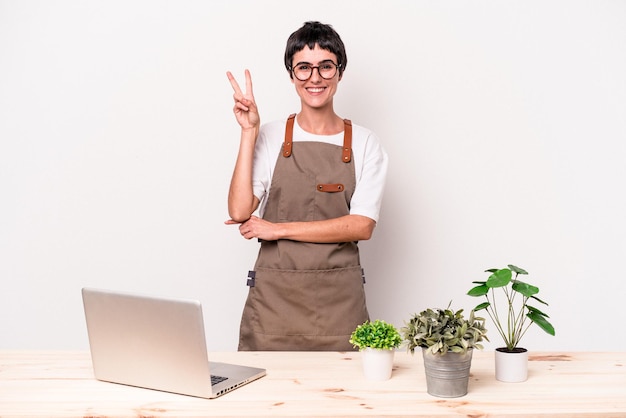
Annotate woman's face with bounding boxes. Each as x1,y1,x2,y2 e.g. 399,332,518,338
291,44,341,111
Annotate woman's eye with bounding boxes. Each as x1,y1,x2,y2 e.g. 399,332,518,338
297,65,310,71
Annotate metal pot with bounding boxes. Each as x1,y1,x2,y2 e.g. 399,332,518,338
422,347,473,397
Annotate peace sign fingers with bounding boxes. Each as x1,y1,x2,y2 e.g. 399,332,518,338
228,70,254,107
242,68,254,98
226,69,260,129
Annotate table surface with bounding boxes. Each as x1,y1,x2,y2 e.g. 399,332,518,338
1,350,625,417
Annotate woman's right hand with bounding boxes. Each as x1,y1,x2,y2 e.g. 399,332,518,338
227,69,260,131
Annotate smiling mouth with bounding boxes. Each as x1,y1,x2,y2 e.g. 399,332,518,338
306,87,326,93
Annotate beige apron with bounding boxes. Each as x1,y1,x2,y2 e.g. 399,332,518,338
238,114,369,351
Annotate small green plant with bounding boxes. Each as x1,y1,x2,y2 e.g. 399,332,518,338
402,304,488,355
467,264,555,351
349,319,402,350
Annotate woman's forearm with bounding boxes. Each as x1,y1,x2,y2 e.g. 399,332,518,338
227,127,259,222
237,214,376,243
277,215,376,242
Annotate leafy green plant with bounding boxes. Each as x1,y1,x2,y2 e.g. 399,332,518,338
467,264,555,351
402,304,488,355
349,319,402,350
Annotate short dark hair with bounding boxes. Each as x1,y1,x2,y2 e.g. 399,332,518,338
284,21,347,79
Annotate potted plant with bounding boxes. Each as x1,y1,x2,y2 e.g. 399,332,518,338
467,264,556,382
402,304,488,397
349,319,402,381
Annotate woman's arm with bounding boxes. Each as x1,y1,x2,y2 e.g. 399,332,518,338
227,127,260,222
226,70,260,222
232,214,376,243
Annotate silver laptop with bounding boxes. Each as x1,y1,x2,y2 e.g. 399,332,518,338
81,287,266,398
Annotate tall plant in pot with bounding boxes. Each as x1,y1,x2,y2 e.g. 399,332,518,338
350,319,402,381
402,305,488,397
467,264,555,382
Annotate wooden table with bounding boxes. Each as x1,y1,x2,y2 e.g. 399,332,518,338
1,350,625,417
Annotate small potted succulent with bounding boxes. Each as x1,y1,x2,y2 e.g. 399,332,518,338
402,304,488,397
467,264,555,382
349,319,402,381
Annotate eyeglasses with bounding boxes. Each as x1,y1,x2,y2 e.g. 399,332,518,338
290,60,341,81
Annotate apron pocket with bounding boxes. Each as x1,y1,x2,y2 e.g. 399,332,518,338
249,266,368,337
315,266,368,335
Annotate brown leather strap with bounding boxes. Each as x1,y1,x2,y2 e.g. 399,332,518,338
282,114,296,157
317,183,345,193
283,114,352,163
342,119,352,163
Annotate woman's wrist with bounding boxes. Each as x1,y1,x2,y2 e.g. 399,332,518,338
241,126,259,137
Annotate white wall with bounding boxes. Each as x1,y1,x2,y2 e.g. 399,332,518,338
1,0,625,352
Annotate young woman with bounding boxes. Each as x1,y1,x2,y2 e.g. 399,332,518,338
226,21,388,351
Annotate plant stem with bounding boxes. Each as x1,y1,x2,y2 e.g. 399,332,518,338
487,289,509,347
516,320,533,347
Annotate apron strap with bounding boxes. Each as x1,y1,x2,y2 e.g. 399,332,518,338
342,119,352,163
282,114,353,163
282,114,296,157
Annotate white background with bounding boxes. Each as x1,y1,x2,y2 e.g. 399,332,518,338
1,0,625,352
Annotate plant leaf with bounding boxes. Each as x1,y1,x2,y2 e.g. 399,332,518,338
467,284,489,296
531,295,549,306
512,280,539,297
473,302,490,311
526,304,549,318
527,311,556,336
486,268,512,288
485,268,498,273
508,264,528,275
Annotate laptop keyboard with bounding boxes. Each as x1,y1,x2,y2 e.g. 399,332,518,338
211,374,228,386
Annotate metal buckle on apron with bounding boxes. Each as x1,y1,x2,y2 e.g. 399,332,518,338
362,268,366,284
247,270,256,287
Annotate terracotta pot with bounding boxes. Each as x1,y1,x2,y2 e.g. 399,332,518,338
495,347,528,382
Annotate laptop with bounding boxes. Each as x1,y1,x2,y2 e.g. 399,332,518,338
81,287,266,398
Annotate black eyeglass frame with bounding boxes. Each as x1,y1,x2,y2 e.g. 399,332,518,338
289,60,342,81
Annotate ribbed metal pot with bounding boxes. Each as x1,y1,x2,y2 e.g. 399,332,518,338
422,347,473,397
